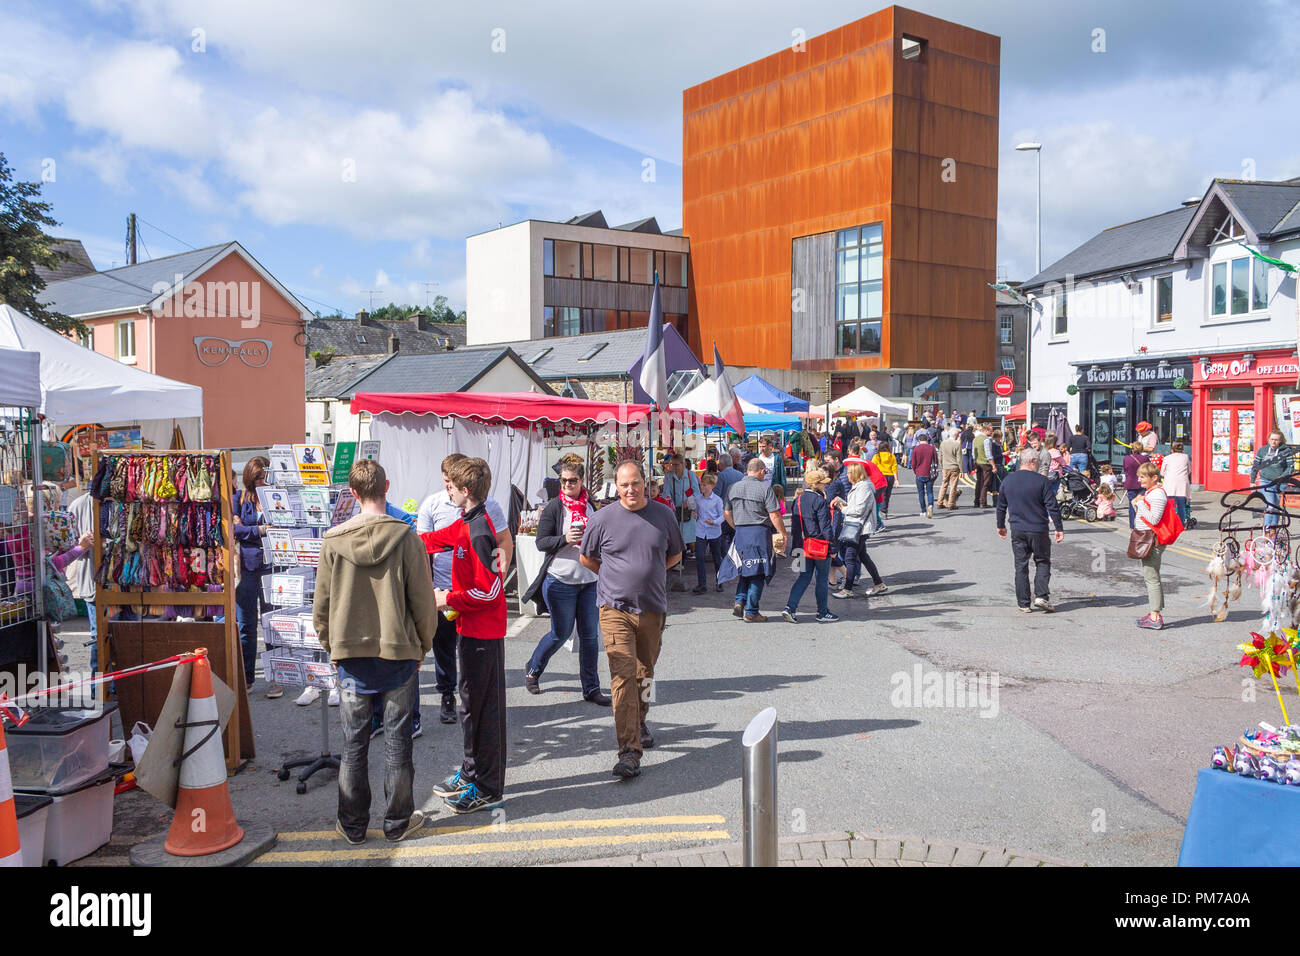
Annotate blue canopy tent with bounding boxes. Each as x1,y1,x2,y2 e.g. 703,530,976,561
732,374,809,414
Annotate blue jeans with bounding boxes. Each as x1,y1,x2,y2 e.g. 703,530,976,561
736,575,766,616
915,476,935,510
785,557,830,616
1172,495,1190,524
526,577,601,697
695,535,724,587
1070,453,1089,473
1263,487,1281,527
235,566,270,685
338,671,417,840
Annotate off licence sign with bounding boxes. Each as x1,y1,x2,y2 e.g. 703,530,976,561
993,375,1015,397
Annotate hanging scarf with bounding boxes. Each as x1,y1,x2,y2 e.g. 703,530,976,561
559,486,589,524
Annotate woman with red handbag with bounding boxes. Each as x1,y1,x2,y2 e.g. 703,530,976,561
1131,461,1183,630
780,465,839,624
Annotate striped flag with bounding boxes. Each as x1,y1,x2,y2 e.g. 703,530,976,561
713,343,746,436
638,275,669,408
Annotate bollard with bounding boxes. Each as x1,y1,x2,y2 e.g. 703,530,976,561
742,707,778,867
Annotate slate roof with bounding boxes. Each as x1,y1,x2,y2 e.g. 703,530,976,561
1218,179,1300,237
344,347,552,398
34,239,96,283
614,216,662,234
511,327,651,379
566,211,608,228
305,317,467,357
305,355,393,400
40,244,232,316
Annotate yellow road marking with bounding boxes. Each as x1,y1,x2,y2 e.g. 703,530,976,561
260,829,731,863
278,814,727,841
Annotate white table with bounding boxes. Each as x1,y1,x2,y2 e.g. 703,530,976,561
514,534,545,618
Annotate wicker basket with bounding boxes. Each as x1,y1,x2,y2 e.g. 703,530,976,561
1239,735,1300,764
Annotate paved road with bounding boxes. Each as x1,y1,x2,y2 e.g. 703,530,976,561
72,476,1270,866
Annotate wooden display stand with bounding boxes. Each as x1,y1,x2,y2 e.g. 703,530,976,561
92,449,253,771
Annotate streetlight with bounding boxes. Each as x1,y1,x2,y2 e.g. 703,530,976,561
1016,142,1042,276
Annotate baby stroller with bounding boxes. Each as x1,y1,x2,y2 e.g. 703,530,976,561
1057,468,1100,521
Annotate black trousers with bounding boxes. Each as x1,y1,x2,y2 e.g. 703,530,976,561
1011,531,1051,607
458,636,507,798
432,611,459,695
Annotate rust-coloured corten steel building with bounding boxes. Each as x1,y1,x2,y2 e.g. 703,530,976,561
683,6,1000,383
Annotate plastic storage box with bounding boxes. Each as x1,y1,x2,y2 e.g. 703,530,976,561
17,768,116,866
5,702,117,792
14,794,52,867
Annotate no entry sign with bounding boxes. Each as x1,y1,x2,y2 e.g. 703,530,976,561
993,375,1015,397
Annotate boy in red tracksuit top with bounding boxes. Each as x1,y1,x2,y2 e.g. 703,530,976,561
419,457,508,814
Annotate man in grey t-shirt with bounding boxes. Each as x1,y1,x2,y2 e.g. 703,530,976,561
580,461,683,780
724,458,787,622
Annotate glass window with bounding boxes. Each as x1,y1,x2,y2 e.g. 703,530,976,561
619,247,629,282
560,307,580,336
862,279,883,319
973,370,986,386
591,245,616,281
1207,387,1254,401
999,315,1013,343
1000,356,1016,371
835,221,883,355
1053,294,1067,337
837,247,859,284
543,239,554,277
625,311,650,329
860,322,881,353
1154,274,1173,324
543,306,556,338
1211,262,1227,315
1252,258,1269,311
838,228,860,247
553,240,580,278
581,244,594,279
628,248,652,284
664,252,686,287
1231,258,1250,314
838,323,858,355
116,320,135,362
862,225,883,280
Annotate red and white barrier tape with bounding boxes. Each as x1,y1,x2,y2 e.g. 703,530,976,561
0,651,207,726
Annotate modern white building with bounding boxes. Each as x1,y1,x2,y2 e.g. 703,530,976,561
1021,176,1300,486
466,211,690,346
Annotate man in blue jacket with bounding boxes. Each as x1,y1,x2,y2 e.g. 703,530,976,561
996,448,1065,613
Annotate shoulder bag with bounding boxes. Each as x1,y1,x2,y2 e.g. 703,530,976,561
1126,492,1157,558
797,494,830,560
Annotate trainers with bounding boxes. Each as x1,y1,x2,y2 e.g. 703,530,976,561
412,720,423,740
385,810,425,843
1136,614,1164,630
744,613,768,623
832,589,854,599
926,506,933,518
265,681,284,699
525,671,541,695
432,769,469,798
640,721,655,749
327,687,340,706
335,820,366,845
1019,605,1033,613
440,693,457,724
444,782,503,815
613,751,641,779
1032,597,1054,613
815,612,841,623
781,609,797,624
732,603,744,618
867,583,889,596
294,686,321,706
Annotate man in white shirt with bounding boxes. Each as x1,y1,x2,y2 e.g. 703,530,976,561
416,453,513,724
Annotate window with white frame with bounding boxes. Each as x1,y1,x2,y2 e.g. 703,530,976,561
322,402,331,422
1053,293,1067,337
1000,356,1016,372
1154,274,1173,325
999,314,1013,343
973,370,986,386
116,320,135,362
1210,256,1269,318
1211,213,1245,244
77,327,93,349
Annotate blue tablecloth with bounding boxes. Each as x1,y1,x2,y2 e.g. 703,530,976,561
1179,768,1300,866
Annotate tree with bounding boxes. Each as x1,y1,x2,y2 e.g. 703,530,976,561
0,153,80,333
427,295,466,324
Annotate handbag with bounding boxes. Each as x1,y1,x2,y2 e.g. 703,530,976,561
1127,527,1156,560
42,556,78,622
796,494,830,561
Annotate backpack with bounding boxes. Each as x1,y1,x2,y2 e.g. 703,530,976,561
42,556,78,622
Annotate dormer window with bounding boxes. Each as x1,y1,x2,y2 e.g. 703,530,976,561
1211,213,1245,244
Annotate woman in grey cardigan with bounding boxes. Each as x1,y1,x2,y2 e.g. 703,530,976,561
1251,429,1297,528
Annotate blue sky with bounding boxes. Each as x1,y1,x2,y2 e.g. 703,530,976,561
2,0,1297,316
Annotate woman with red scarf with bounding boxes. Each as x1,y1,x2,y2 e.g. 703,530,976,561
521,461,611,705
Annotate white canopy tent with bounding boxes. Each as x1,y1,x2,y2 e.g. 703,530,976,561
826,385,911,421
0,305,204,449
0,347,42,409
671,376,767,418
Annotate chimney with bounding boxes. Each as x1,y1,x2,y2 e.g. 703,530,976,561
355,309,370,323
388,333,400,354
414,309,430,332
313,353,333,368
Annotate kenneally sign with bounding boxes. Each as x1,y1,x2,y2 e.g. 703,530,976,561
1081,362,1188,386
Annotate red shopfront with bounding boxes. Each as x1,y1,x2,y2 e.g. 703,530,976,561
1192,348,1300,492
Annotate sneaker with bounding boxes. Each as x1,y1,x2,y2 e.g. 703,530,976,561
327,687,340,707
1136,614,1164,630
692,584,707,594
525,671,541,695
613,751,641,779
744,613,768,623
867,583,889,596
1032,597,1054,613
781,609,797,624
440,693,457,724
926,506,933,518
1019,605,1033,613
294,686,321,706
385,810,425,843
832,589,854,599
444,782,504,815
432,769,469,798
815,612,841,624
412,720,423,740
265,682,284,699
640,721,655,749
732,603,744,618
335,820,366,845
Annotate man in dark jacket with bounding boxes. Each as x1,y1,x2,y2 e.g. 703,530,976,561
908,432,938,518
996,449,1065,613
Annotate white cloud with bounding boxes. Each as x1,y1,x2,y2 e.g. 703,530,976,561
64,142,130,190
157,165,223,211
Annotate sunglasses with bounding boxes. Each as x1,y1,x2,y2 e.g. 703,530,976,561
193,336,273,368
560,477,581,484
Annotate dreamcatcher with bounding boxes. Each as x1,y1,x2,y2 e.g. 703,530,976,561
1206,535,1241,623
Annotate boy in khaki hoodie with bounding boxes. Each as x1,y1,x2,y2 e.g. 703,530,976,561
315,459,436,844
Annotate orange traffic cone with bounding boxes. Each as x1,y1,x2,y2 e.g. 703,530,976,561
0,720,22,866
164,649,244,856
